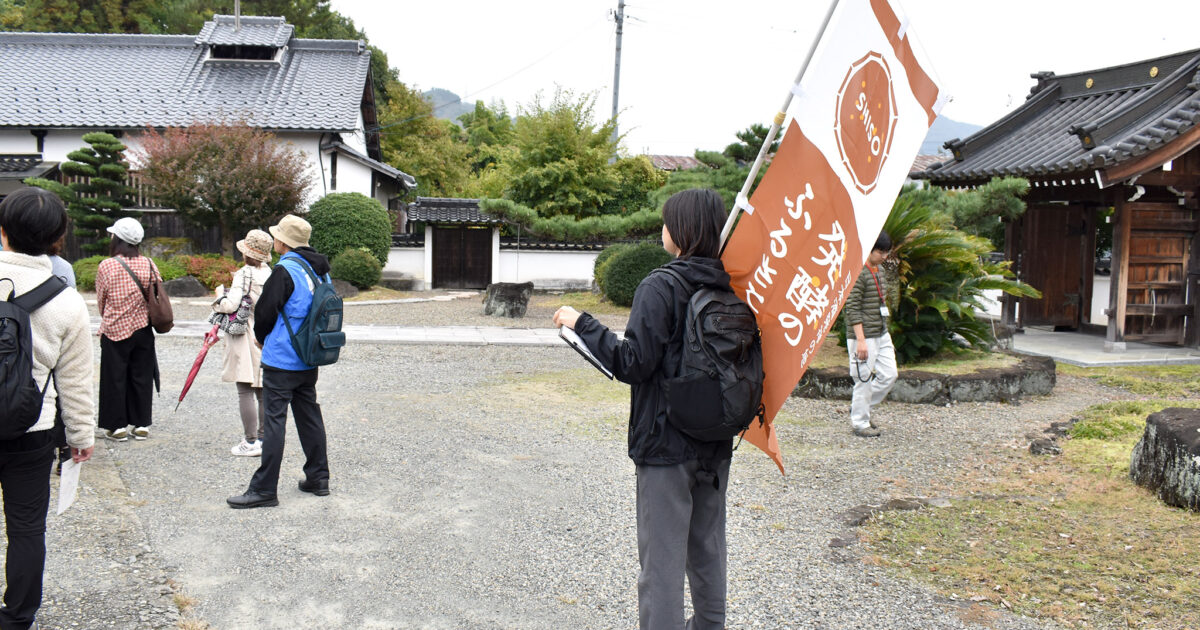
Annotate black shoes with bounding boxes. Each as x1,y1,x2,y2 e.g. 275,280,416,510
227,491,279,509
298,478,330,496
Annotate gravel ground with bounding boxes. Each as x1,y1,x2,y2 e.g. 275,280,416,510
21,296,1127,629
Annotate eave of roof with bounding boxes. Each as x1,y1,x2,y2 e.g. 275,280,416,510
321,140,416,190
917,47,1200,188
0,154,57,180
406,197,504,225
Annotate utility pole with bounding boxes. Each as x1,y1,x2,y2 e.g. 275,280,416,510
610,0,625,154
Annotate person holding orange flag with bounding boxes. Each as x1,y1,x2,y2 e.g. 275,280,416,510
843,231,897,437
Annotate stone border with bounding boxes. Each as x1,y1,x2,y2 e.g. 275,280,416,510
793,354,1056,404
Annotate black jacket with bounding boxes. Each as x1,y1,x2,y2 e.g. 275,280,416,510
253,246,331,345
574,256,734,466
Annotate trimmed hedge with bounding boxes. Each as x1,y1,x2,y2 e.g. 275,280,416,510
72,255,187,291
307,192,392,266
330,247,382,289
592,243,631,295
598,241,673,307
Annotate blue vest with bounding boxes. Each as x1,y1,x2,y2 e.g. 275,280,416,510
261,252,319,371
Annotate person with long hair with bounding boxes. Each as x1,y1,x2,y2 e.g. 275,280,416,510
212,229,273,457
0,187,94,629
95,217,160,441
554,188,735,630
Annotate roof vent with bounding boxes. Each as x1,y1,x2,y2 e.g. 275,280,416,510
196,15,292,62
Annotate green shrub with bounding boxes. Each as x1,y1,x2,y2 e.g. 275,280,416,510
593,243,632,294
72,254,186,290
307,192,392,266
330,247,382,289
174,254,239,289
599,241,673,307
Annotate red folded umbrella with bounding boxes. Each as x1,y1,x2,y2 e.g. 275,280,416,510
176,324,221,411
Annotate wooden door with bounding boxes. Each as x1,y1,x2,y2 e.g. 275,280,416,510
1019,204,1087,328
432,226,492,289
1121,202,1195,344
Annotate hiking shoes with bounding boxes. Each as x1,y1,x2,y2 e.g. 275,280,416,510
231,439,262,457
298,478,330,496
104,428,129,442
853,427,882,437
132,427,149,440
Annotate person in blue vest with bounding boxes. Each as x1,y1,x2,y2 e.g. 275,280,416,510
227,214,331,509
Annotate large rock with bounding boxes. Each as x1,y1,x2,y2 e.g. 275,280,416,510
331,279,359,299
1130,407,1200,511
162,275,208,298
793,355,1056,404
483,282,533,318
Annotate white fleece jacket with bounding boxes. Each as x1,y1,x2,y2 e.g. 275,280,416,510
0,251,95,448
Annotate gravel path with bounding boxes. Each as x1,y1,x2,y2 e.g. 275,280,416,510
25,295,1125,628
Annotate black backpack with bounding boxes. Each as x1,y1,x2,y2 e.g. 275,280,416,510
656,267,765,442
0,276,67,440
282,260,345,367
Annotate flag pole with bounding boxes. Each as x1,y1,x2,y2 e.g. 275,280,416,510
718,0,841,254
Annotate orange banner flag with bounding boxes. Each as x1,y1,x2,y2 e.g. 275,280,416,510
721,0,944,474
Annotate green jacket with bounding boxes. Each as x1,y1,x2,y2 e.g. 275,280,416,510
843,265,891,338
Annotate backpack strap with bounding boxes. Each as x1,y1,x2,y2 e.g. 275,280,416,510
11,276,68,312
279,256,322,361
654,266,695,296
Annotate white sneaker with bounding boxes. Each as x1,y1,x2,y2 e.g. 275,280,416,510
231,440,262,457
104,428,129,442
132,427,149,440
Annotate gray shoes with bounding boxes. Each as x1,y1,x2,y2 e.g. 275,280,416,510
853,427,881,437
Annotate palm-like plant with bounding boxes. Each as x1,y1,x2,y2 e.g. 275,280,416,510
882,187,1041,364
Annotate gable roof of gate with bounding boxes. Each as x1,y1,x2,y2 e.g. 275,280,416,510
406,197,504,225
915,47,1200,187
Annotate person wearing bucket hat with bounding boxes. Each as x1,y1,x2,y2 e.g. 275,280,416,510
94,216,160,442
212,229,274,457
228,214,332,509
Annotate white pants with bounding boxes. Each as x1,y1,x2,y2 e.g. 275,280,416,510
847,333,897,430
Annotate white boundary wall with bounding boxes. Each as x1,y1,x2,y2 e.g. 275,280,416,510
386,246,598,291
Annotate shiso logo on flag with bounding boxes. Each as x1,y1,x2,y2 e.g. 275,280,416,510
834,52,898,195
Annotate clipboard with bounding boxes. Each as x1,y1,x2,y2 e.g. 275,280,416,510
559,327,614,379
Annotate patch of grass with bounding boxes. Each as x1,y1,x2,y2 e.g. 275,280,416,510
1058,363,1200,397
486,368,628,439
862,399,1200,629
347,287,415,301
530,291,631,317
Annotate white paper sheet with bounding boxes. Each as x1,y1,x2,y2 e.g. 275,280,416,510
57,459,81,515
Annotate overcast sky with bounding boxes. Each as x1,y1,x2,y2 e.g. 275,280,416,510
332,0,1199,156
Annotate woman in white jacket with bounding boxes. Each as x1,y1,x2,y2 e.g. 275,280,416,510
0,187,94,630
212,229,273,456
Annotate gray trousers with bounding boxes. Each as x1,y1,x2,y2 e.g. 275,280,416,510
636,458,730,630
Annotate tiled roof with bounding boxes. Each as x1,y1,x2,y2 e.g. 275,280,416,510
908,154,946,175
0,17,369,132
917,48,1200,186
0,153,57,179
406,197,503,225
196,15,293,47
321,140,416,190
646,155,706,171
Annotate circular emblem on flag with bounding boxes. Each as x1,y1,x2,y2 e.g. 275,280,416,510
834,52,898,195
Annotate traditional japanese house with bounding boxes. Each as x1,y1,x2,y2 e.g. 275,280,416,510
914,47,1200,350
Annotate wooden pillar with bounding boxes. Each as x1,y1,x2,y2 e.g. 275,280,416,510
1001,217,1019,329
1188,227,1200,348
1106,197,1131,351
1080,205,1096,325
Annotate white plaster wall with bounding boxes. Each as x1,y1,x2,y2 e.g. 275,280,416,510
498,249,598,290
385,247,425,288
332,157,374,199
0,130,37,153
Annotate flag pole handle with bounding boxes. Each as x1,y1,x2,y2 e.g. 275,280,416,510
718,0,842,255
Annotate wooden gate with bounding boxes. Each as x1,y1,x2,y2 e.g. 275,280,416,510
1018,204,1092,328
432,226,492,289
1119,201,1195,344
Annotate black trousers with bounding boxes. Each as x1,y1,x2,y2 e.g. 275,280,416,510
249,367,328,496
98,326,156,431
0,431,53,630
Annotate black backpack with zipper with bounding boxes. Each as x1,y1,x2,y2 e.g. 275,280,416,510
0,276,68,440
655,267,765,442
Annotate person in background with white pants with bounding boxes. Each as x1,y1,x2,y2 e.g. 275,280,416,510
843,232,897,437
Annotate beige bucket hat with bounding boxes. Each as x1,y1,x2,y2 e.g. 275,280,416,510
236,229,273,262
268,214,311,249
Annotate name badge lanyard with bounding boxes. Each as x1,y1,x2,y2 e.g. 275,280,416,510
853,268,887,383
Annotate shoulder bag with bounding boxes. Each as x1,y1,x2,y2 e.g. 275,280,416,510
209,270,253,335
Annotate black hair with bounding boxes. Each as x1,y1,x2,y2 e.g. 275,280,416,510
0,187,69,256
661,188,728,259
110,236,139,258
873,230,893,253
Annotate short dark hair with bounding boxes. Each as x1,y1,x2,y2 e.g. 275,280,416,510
873,230,893,253
0,187,69,256
110,236,139,258
661,188,728,259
